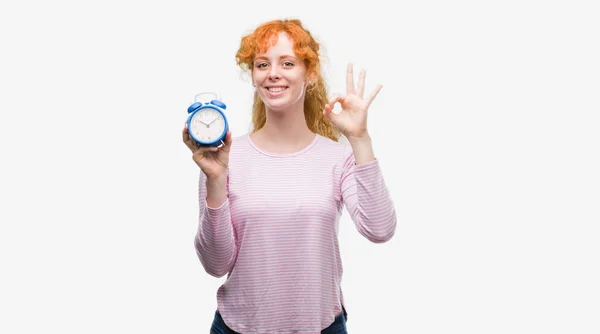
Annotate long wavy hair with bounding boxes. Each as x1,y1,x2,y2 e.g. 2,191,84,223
235,19,340,142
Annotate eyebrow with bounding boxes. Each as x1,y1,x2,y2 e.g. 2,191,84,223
254,55,298,62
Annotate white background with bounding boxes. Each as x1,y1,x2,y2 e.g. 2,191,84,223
1,0,599,333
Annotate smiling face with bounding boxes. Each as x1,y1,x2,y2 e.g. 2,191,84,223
252,32,309,112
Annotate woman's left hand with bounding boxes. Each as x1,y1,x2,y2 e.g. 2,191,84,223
323,63,382,141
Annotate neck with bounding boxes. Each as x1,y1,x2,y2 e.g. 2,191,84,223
259,102,314,144
251,100,317,154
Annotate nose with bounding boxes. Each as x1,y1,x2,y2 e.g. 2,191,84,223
268,66,281,80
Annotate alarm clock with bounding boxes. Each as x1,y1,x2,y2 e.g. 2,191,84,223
186,92,229,147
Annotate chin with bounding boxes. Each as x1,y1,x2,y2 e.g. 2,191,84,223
263,102,290,112
260,91,305,112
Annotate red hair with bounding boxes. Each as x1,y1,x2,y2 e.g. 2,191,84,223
235,19,340,142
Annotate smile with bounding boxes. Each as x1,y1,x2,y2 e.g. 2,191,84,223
266,86,288,92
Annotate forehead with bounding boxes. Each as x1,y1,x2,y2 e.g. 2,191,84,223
257,31,296,57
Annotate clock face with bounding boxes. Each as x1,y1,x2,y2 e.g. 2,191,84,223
189,107,226,143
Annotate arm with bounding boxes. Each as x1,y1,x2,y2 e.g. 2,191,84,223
193,171,237,277
340,138,397,243
324,63,395,242
183,127,236,277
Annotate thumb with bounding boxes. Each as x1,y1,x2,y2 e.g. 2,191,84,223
323,103,334,121
221,131,233,153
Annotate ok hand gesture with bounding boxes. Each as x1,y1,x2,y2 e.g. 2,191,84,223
323,63,382,141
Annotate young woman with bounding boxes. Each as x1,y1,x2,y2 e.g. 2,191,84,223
182,19,397,334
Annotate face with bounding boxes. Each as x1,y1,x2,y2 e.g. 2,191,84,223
252,31,309,112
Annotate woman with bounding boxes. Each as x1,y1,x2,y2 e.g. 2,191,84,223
182,19,397,334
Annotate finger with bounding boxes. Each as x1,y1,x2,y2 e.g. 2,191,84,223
220,131,233,153
365,84,383,107
191,140,219,154
201,149,228,168
193,146,219,159
182,124,189,141
325,94,345,115
200,145,220,153
192,149,206,162
326,94,344,107
323,103,333,120
182,126,197,152
356,69,366,98
345,63,355,95
183,132,207,153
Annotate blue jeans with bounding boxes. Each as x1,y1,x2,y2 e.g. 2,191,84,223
210,306,348,334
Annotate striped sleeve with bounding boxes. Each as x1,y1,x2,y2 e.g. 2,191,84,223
193,171,237,277
340,146,397,243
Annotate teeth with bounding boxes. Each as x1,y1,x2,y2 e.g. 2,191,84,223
267,87,287,92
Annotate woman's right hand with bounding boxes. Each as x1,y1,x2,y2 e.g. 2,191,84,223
182,124,232,180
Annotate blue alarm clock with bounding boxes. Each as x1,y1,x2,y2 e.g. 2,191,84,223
187,92,229,147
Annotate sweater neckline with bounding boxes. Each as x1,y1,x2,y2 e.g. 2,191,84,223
247,133,320,158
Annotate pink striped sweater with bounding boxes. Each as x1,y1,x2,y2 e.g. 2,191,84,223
194,133,396,333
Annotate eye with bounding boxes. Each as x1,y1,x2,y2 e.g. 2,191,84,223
283,61,294,67
255,62,268,69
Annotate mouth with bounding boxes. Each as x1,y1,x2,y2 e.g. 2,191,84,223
265,86,288,93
